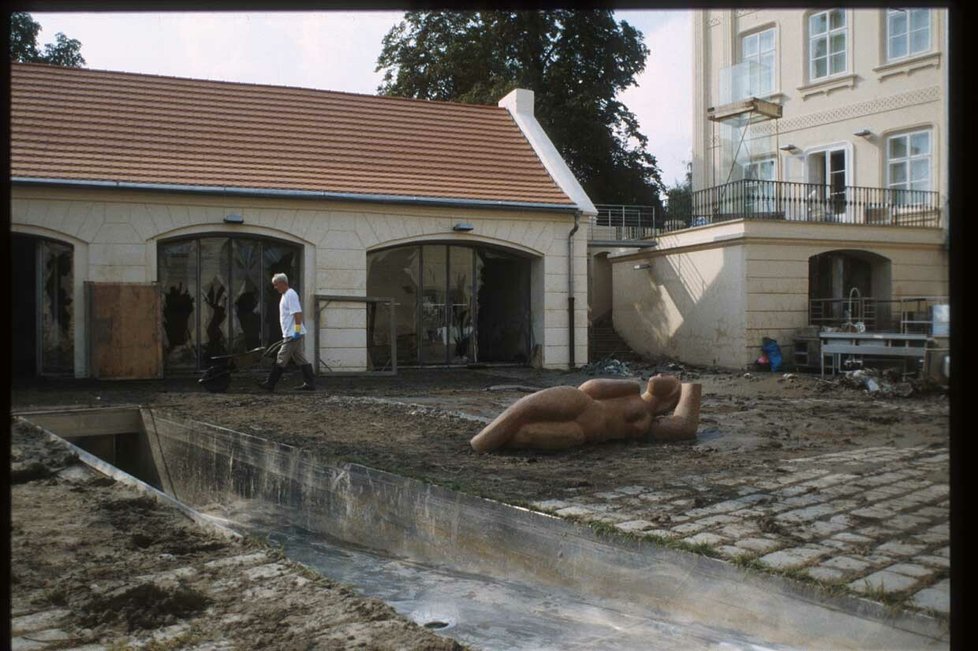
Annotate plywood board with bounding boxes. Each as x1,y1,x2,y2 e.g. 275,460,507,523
88,282,163,379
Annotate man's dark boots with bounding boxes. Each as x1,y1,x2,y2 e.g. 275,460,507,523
259,364,284,391
296,363,316,391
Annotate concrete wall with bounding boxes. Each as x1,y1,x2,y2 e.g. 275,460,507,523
11,186,588,376
612,226,748,368
588,250,614,323
692,8,948,202
612,220,948,369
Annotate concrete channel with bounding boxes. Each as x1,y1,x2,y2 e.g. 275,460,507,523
15,406,948,650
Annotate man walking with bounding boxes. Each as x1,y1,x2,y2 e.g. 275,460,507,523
260,273,315,391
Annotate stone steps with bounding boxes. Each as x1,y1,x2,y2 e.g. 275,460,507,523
588,324,643,362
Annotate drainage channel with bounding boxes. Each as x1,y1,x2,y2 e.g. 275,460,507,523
15,406,947,651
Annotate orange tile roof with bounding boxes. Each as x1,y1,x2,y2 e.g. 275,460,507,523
10,63,576,208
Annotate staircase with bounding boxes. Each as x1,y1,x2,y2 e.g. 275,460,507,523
588,316,643,363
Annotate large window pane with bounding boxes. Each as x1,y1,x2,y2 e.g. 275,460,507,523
910,132,930,155
887,129,931,196
199,238,231,362
910,159,929,184
910,29,929,54
810,10,846,79
830,53,845,74
159,235,300,371
829,9,845,29
262,242,300,345
810,13,827,34
367,243,532,367
814,58,827,79
889,36,908,60
366,246,419,368
420,245,449,364
741,28,776,97
448,247,474,364
476,248,531,364
759,29,774,51
231,239,263,353
38,239,73,374
888,9,930,61
889,136,907,159
160,239,198,369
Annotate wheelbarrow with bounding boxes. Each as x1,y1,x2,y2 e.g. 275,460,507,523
198,340,285,393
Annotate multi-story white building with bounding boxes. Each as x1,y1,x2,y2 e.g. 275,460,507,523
607,8,949,371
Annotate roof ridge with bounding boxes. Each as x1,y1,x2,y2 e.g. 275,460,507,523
10,61,505,112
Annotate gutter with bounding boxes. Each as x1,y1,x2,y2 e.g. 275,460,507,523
568,211,581,369
10,177,580,214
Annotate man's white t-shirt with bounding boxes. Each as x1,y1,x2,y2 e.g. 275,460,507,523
279,287,307,338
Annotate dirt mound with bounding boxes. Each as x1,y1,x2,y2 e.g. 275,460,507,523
80,582,211,632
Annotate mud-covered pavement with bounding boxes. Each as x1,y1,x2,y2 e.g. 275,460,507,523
10,423,466,650
10,363,951,648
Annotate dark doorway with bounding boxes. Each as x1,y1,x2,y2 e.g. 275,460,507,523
476,248,532,363
10,234,74,377
367,243,532,366
808,250,892,329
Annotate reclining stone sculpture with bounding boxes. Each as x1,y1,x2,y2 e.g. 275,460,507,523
470,374,702,453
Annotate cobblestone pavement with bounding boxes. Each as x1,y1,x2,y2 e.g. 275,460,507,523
530,444,950,618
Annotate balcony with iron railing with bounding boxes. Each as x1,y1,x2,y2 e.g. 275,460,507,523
589,181,943,244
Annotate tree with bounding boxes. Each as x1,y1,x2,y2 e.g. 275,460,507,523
664,160,693,228
376,10,664,206
10,12,85,67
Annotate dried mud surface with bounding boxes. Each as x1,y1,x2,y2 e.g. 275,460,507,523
10,423,466,650
11,365,950,506
10,364,950,648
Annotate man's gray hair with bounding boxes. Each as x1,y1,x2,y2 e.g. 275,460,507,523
271,273,289,285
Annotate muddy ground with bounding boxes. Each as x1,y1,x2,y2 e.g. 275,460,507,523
12,362,951,506
10,421,467,650
9,361,951,648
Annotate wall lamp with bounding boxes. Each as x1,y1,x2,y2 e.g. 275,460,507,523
452,222,474,232
853,128,873,138
633,263,651,270
223,213,244,224
779,144,800,153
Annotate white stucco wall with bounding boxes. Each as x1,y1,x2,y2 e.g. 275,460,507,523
611,219,948,369
612,234,748,368
11,186,588,376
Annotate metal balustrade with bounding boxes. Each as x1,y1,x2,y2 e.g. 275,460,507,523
589,182,943,243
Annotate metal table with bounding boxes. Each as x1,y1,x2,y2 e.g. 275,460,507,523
819,331,929,377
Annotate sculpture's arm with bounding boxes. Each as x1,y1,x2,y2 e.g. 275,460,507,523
649,383,702,441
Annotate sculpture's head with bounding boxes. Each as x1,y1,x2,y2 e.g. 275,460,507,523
642,374,682,415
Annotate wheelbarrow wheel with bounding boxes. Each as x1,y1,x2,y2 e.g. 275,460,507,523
199,358,234,393
199,369,232,393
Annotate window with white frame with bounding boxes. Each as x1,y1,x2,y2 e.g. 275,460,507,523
887,9,931,61
746,157,777,213
887,129,931,204
741,28,776,97
809,9,847,80
747,157,776,182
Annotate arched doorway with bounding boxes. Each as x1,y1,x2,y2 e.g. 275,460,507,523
10,234,74,377
158,235,302,371
808,250,892,329
367,243,533,366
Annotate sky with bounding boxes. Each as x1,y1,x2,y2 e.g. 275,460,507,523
29,10,693,192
